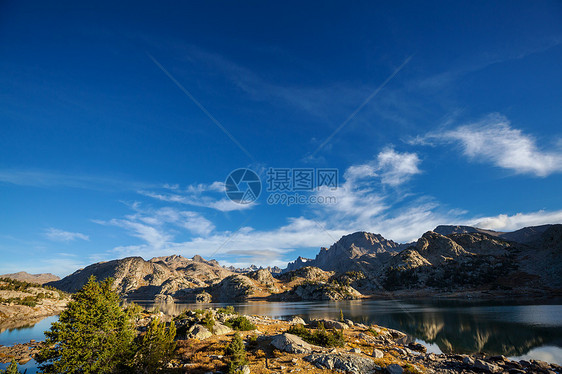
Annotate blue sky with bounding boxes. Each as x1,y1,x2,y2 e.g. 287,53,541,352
1,1,562,276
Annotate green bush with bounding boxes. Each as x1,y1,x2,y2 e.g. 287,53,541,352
216,306,236,314
225,332,249,374
201,311,215,330
224,316,256,331
287,324,345,348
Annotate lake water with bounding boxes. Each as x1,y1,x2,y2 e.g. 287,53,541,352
1,299,561,372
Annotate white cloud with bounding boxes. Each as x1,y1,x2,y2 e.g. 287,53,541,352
95,204,215,249
139,180,253,212
376,148,421,186
469,209,562,232
45,228,89,242
417,114,562,177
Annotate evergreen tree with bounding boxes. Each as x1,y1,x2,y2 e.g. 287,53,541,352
36,276,135,373
0,360,21,374
225,332,249,374
134,317,176,373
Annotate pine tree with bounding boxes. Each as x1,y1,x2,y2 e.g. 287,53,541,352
134,317,176,373
36,276,135,373
0,360,21,374
225,332,249,374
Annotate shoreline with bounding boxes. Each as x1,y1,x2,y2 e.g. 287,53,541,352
1,307,561,373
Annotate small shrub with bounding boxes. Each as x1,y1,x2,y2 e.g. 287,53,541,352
246,334,258,349
224,316,256,331
366,327,379,336
216,306,236,314
201,311,215,330
133,317,176,374
225,332,249,374
286,324,344,348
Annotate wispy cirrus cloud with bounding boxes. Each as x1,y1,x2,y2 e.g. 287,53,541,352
139,181,253,212
0,169,154,191
412,114,562,177
45,228,89,242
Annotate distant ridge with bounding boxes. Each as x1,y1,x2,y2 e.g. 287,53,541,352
434,224,553,243
0,271,60,284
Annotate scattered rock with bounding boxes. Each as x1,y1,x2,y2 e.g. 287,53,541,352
270,333,320,354
288,316,306,325
473,358,502,373
463,356,475,366
372,348,384,358
195,291,212,303
386,363,403,374
309,319,348,330
349,347,361,353
190,324,212,340
305,352,381,373
407,342,427,353
212,322,233,335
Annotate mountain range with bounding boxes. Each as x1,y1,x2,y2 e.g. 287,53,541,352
0,271,60,284
46,224,562,301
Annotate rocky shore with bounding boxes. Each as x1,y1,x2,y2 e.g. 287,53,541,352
1,307,560,373
0,279,70,334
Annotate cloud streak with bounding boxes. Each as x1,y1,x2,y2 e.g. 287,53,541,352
413,114,562,177
45,228,89,242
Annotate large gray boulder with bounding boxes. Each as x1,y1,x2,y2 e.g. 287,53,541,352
288,316,306,325
213,322,233,335
305,352,381,373
386,363,403,374
189,324,212,340
270,333,320,354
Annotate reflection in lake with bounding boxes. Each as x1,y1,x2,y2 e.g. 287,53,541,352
0,315,57,347
133,298,562,363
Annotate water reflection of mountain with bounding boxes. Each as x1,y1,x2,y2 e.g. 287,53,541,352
360,303,562,357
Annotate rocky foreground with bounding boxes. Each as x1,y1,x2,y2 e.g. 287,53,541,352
1,307,560,374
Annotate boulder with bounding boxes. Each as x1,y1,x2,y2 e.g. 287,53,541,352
473,359,502,373
270,333,320,354
372,348,384,358
309,319,349,330
386,364,403,374
305,352,381,373
190,324,212,340
288,316,306,325
195,291,212,303
213,322,233,335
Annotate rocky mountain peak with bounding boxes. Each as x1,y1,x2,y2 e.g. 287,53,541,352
415,231,472,265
